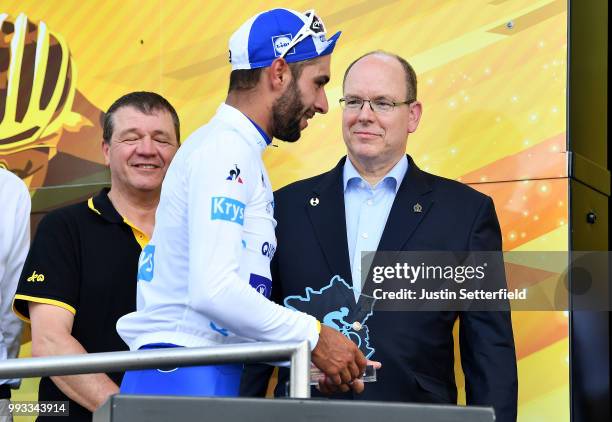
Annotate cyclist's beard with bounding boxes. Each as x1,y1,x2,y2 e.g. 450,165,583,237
271,79,307,143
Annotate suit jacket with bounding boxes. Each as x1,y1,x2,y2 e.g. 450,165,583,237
241,156,517,422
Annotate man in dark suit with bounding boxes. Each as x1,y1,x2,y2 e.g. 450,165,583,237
241,51,517,422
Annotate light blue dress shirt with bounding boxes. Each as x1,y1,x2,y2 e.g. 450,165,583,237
343,156,408,300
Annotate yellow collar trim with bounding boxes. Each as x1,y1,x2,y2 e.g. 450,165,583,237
87,197,101,215
88,197,149,249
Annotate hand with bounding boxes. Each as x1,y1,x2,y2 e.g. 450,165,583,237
311,325,367,393
316,359,382,395
317,376,364,395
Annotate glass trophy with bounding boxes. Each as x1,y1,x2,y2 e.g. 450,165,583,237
282,275,379,392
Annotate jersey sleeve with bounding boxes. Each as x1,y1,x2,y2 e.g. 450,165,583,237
1,180,29,364
13,210,80,322
185,137,319,348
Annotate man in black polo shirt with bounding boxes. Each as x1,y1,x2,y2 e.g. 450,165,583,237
13,91,180,421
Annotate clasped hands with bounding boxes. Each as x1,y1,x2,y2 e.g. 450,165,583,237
311,325,382,394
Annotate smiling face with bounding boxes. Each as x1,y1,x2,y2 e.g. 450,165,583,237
102,106,178,195
271,55,331,142
342,54,421,171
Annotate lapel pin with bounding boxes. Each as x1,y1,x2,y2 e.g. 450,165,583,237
352,321,363,331
413,203,423,213
310,197,320,207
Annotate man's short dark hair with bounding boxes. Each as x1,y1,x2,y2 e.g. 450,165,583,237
228,60,308,93
102,91,180,144
343,51,418,101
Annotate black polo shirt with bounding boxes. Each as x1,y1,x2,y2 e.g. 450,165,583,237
13,188,148,421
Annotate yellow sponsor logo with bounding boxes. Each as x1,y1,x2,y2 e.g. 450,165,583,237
26,271,45,282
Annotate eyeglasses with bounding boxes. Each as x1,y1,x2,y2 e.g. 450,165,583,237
279,10,327,59
339,97,416,113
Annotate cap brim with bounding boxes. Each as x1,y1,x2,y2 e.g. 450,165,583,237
320,31,341,57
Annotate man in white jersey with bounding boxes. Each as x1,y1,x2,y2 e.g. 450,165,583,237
117,8,367,396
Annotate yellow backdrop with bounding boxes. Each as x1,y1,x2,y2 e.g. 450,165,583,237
1,1,569,421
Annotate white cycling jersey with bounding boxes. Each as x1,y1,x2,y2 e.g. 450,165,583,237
117,103,319,350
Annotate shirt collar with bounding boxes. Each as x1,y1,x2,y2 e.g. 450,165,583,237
88,187,150,247
216,103,270,153
343,155,408,194
88,187,122,223
246,116,272,145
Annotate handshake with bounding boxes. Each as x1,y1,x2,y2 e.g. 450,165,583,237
311,325,381,394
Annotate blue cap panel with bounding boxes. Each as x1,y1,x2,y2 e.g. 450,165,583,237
229,8,341,70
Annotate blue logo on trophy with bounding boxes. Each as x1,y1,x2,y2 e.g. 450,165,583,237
284,276,376,358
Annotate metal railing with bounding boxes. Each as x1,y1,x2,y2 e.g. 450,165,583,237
0,340,311,398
